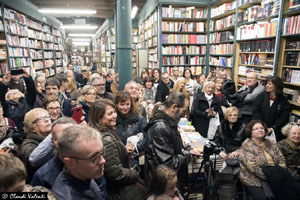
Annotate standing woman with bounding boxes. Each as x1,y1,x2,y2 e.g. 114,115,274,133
190,81,222,138
183,68,196,96
143,76,156,104
152,68,161,92
252,76,290,141
77,85,97,122
115,92,147,157
214,77,230,108
89,99,144,200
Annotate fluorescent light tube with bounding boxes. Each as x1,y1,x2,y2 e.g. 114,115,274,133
72,38,91,41
69,34,95,37
73,42,90,46
131,6,138,19
62,25,98,30
38,9,96,14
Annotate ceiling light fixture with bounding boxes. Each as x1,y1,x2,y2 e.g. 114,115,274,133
62,25,98,30
69,34,95,37
131,5,138,19
38,9,96,15
73,42,90,46
72,38,91,41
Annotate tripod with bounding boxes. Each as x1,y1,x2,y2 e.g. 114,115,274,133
189,154,220,200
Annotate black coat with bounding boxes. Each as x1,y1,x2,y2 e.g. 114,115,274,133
155,80,174,103
79,101,90,122
144,108,190,193
212,120,246,153
223,79,236,102
190,92,223,138
0,76,36,135
115,112,147,152
252,92,290,141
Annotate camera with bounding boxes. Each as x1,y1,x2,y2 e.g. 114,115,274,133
203,141,223,161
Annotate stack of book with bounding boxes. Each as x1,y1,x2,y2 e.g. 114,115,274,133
237,19,278,39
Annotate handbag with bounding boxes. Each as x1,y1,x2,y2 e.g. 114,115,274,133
225,158,240,167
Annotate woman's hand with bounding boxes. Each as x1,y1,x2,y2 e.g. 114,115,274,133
228,151,238,159
220,151,227,160
2,72,11,85
125,144,134,154
79,117,87,126
189,149,201,157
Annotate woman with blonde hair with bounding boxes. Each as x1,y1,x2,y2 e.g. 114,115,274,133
66,75,80,102
111,73,119,96
170,77,190,99
77,85,97,122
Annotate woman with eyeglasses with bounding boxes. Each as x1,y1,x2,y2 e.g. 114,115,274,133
21,108,52,182
89,99,144,200
43,95,62,122
212,107,245,165
239,120,286,199
77,85,97,122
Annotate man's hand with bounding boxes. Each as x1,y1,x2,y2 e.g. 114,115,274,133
189,149,201,156
2,72,11,85
228,151,238,159
220,151,227,160
22,69,29,78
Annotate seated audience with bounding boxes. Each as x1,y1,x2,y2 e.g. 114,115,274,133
89,99,144,200
252,76,290,141
52,125,106,200
239,120,286,200
0,71,36,136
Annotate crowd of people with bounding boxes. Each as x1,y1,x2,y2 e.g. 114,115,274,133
0,63,299,200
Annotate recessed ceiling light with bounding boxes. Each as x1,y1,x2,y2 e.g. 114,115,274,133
131,6,138,19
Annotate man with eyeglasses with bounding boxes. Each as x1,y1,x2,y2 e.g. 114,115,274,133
21,108,52,182
155,72,174,103
170,66,180,82
91,77,114,101
52,125,106,200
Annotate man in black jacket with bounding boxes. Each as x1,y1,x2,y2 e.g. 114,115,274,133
218,69,236,103
155,72,174,103
145,92,200,195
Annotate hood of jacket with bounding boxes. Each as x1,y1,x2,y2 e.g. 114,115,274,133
146,106,178,131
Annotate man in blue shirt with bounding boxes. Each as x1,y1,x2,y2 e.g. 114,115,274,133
52,125,106,200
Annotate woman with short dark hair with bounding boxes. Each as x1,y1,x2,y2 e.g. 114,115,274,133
252,76,290,141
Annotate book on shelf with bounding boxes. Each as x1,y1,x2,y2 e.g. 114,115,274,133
163,66,203,76
7,35,28,47
288,0,300,10
162,45,206,55
210,56,232,66
0,40,6,45
290,111,300,123
4,8,26,25
240,39,275,52
0,63,8,74
9,58,30,68
27,19,41,30
283,69,300,84
211,1,236,18
162,22,205,32
210,44,234,54
28,29,43,40
45,68,55,77
45,59,54,68
286,41,300,49
9,47,28,57
0,21,3,31
283,15,300,35
286,52,300,66
162,34,206,44
162,56,205,65
42,24,51,33
210,31,234,43
5,21,28,36
162,6,207,18
210,14,235,31
43,42,54,49
283,88,300,102
0,49,7,59
237,19,278,39
29,39,42,49
44,52,54,59
30,49,43,59
240,53,270,65
33,60,44,70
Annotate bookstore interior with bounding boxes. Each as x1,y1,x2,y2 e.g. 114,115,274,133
0,0,299,119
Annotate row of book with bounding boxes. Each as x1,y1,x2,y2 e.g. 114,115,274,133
240,53,274,66
240,39,276,52
237,19,278,39
283,15,300,35
210,67,232,79
162,45,206,55
238,66,273,77
27,18,41,30
29,39,42,49
43,33,53,42
210,31,234,43
56,59,62,65
288,0,300,10
43,42,53,50
0,49,7,59
286,52,300,66
0,63,8,74
283,69,300,84
210,14,235,31
5,21,27,36
28,29,43,40
9,47,28,57
53,37,62,44
209,44,234,54
209,56,232,67
161,34,207,44
7,35,28,47
286,41,300,49
162,56,206,65
162,22,205,32
45,68,56,77
4,8,26,25
45,59,54,68
30,50,43,59
149,53,157,62
9,58,30,68
162,6,208,19
211,2,236,18
42,25,51,33
237,5,279,24
238,0,259,7
0,21,3,31
55,52,62,58
163,66,204,76
33,60,44,70
145,12,157,29
52,29,62,37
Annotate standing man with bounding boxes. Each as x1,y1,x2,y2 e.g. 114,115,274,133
67,63,83,85
170,66,180,82
145,92,200,194
52,125,106,200
105,69,115,93
218,69,236,102
155,72,174,103
91,77,114,101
